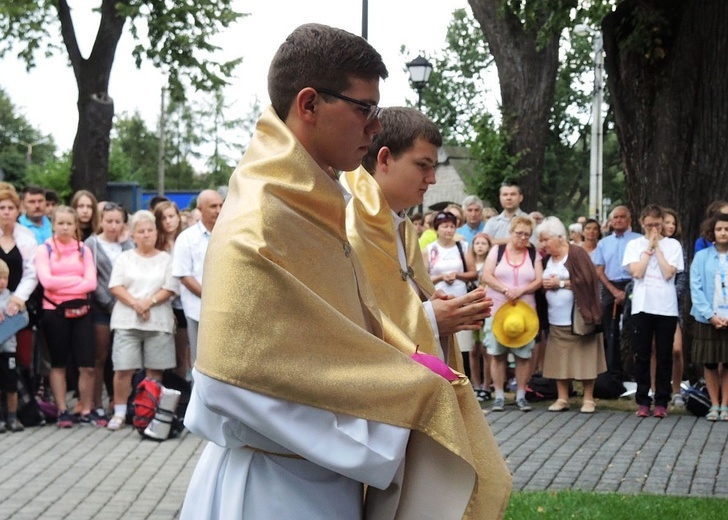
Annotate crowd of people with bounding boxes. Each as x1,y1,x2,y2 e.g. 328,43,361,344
0,182,223,432
417,187,728,421
5,21,727,519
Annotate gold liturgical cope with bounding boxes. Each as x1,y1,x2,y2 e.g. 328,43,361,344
342,166,462,369
195,106,511,519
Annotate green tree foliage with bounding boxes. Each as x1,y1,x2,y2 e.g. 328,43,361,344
0,87,56,188
108,111,158,186
108,88,257,191
200,92,260,189
0,0,244,197
410,5,625,221
26,152,72,201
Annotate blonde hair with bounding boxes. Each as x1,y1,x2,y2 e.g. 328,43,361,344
509,215,534,233
0,258,9,276
50,205,84,259
0,188,20,209
129,210,156,233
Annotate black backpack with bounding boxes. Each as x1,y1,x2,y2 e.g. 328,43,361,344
685,380,710,417
593,372,626,399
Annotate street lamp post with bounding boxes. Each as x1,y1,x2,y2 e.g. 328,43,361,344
574,24,604,222
406,55,433,110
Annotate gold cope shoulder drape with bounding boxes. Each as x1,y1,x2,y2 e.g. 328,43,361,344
341,166,462,369
195,106,511,520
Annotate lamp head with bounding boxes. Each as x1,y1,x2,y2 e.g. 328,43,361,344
573,24,593,37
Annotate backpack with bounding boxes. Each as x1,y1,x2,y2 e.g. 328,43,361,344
593,372,626,399
685,380,711,417
15,370,46,427
132,377,163,434
525,375,558,401
162,370,192,420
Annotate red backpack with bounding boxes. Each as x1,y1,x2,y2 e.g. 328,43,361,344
132,378,162,434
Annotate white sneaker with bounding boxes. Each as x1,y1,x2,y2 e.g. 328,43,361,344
107,415,125,431
671,393,685,408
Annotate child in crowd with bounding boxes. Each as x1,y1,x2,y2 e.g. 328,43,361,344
36,206,98,428
0,259,31,432
624,205,683,418
470,232,493,401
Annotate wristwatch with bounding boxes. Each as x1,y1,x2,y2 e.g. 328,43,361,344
559,280,566,289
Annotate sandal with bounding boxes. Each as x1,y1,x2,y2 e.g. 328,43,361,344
580,400,596,414
720,406,728,422
548,399,570,412
706,405,720,421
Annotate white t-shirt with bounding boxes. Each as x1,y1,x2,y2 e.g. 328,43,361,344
426,241,468,297
714,253,728,318
623,236,684,316
109,249,179,333
97,236,123,264
543,255,573,326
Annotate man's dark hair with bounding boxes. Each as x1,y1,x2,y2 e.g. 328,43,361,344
361,107,441,174
499,180,522,195
44,189,60,204
148,195,170,211
268,23,388,120
410,212,423,224
22,185,45,198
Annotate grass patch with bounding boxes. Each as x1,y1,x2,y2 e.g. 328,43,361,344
505,490,727,519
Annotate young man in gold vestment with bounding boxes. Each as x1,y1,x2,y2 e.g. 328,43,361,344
342,107,492,366
181,24,511,520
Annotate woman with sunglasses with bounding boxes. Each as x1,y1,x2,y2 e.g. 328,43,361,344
85,202,134,425
423,211,478,373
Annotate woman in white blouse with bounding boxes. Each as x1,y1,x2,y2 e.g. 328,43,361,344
106,210,179,430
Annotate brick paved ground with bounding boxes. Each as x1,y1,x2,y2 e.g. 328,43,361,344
1,408,727,518
486,408,728,498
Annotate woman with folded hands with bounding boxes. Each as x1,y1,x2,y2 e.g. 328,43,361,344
536,217,606,414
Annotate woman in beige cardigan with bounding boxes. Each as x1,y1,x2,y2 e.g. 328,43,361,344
536,217,607,414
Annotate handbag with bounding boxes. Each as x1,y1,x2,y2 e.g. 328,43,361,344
571,301,596,336
44,296,90,319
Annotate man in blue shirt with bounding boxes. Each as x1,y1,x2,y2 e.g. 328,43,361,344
19,186,52,245
457,195,485,246
593,205,642,377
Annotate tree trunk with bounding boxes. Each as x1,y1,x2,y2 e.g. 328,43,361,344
57,0,126,199
603,0,728,252
468,0,563,211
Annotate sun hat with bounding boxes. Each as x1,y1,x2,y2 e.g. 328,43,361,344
492,300,539,348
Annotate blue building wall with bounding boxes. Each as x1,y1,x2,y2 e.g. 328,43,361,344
141,191,198,211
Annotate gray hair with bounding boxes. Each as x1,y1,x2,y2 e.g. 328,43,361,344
461,195,483,210
129,210,156,233
535,216,567,239
568,223,583,234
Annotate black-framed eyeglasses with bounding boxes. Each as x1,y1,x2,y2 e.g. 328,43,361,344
316,88,381,121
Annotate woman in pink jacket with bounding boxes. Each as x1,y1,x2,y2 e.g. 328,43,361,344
35,206,97,428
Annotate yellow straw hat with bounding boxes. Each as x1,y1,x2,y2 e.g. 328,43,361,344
492,300,539,348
